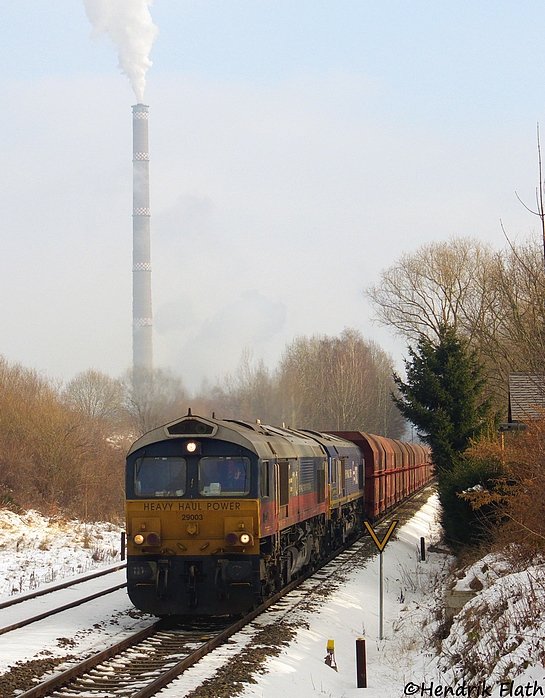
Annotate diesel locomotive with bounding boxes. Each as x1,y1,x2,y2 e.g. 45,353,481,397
125,412,433,617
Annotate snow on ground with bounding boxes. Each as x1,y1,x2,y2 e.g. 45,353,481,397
440,554,545,689
233,494,452,698
0,497,544,698
0,509,123,597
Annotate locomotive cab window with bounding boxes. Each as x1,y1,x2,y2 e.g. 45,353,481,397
134,457,187,497
198,457,250,496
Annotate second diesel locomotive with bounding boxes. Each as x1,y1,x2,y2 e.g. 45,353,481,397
125,413,433,617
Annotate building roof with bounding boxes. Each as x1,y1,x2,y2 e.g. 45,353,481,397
508,373,545,422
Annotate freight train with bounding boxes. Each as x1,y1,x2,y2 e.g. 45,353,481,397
125,412,433,617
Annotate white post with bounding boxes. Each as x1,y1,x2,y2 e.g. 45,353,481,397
379,551,384,640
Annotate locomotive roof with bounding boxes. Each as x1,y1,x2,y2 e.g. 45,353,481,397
127,413,326,460
296,428,361,458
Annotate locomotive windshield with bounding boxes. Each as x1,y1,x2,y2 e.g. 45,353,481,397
198,456,250,496
134,457,187,497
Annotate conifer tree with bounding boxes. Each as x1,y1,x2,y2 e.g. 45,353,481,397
393,325,500,546
393,324,494,472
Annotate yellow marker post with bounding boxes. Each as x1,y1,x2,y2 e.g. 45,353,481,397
364,520,399,640
324,639,338,671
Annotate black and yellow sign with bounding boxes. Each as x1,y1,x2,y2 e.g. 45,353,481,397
364,520,398,552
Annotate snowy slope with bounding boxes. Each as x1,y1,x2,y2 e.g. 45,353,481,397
0,509,123,597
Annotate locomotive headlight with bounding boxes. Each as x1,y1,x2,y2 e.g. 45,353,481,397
225,531,253,546
134,534,145,545
186,441,198,453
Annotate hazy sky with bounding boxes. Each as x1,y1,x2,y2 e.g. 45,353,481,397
2,1,545,391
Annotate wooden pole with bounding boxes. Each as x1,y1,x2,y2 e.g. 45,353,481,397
356,637,367,688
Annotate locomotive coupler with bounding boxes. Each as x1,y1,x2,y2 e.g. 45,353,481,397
186,563,199,607
156,560,169,598
214,561,228,599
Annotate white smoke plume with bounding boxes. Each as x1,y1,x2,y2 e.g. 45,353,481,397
84,0,158,103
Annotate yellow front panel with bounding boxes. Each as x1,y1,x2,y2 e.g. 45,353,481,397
126,499,260,556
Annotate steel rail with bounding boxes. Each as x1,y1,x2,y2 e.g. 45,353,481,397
120,502,426,698
0,563,126,611
14,484,436,697
0,582,127,637
16,620,164,698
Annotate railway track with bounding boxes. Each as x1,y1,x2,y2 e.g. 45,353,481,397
16,618,229,698
15,562,329,698
8,486,435,697
0,565,126,636
0,563,126,611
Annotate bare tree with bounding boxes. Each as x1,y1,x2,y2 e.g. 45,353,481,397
366,237,497,345
479,241,545,377
0,356,125,520
223,349,279,423
122,367,189,435
365,236,545,412
512,124,545,268
193,332,403,435
277,329,404,436
63,369,124,422
194,349,280,424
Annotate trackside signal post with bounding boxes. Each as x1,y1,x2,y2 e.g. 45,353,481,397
364,520,398,641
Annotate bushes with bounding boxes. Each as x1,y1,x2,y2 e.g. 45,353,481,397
436,450,505,549
0,357,126,521
440,423,545,557
497,421,545,557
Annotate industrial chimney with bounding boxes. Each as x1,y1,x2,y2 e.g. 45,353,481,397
132,103,153,376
